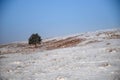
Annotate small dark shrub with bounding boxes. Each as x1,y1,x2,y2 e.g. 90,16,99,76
28,33,42,47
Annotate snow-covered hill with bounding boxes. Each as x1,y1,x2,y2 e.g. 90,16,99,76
0,28,120,80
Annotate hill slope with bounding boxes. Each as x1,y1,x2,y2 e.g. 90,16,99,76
0,29,120,80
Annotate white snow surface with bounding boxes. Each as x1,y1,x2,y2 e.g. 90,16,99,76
0,28,120,80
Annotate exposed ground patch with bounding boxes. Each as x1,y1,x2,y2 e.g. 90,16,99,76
0,36,86,54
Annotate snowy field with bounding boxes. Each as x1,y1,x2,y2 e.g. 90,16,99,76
0,29,120,80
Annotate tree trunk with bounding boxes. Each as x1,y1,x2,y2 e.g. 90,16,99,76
35,44,37,48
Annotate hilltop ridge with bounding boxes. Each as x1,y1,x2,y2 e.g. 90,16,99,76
0,28,120,54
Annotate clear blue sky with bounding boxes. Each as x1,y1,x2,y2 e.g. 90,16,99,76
0,0,120,44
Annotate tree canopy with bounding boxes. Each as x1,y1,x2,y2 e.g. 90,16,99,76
28,33,42,47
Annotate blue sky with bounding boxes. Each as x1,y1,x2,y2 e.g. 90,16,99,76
0,0,120,44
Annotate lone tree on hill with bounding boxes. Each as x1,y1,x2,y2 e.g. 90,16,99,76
28,33,42,47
